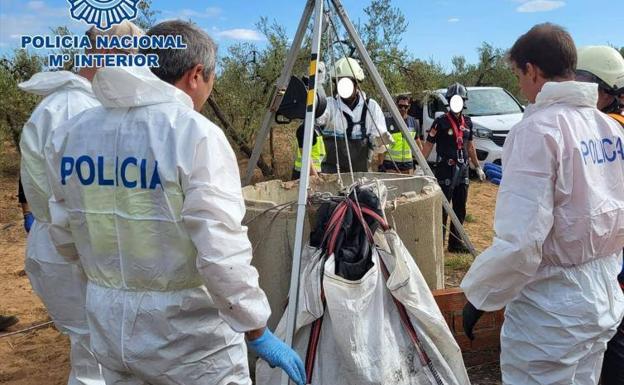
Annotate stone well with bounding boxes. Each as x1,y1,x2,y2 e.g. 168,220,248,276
243,172,444,329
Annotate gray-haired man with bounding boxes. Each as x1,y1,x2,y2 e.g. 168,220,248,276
45,20,305,385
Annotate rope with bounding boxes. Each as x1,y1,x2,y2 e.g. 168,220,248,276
324,5,355,184
325,3,402,175
242,200,297,226
324,5,344,189
247,201,297,253
0,321,54,339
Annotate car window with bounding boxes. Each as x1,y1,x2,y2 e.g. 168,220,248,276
427,96,446,119
465,89,523,116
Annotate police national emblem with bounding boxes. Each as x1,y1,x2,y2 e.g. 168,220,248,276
68,0,138,30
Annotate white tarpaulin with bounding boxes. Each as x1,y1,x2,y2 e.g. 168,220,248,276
257,226,470,385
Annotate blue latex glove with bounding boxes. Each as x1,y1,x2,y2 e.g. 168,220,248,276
248,329,306,385
23,212,35,233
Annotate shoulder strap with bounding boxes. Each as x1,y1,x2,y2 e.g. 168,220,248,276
341,111,355,139
357,97,370,137
342,97,371,139
446,112,465,150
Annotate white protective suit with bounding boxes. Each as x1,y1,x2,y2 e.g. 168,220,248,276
316,91,392,172
45,66,271,385
18,71,104,385
461,81,624,385
317,91,390,146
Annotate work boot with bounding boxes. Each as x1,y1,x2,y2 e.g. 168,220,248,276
0,315,19,331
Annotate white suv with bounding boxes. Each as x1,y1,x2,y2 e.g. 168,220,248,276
419,86,524,166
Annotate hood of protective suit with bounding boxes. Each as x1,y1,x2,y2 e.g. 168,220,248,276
527,81,598,114
92,66,193,109
19,71,92,97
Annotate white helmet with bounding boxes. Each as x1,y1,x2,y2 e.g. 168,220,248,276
577,45,624,94
331,57,365,81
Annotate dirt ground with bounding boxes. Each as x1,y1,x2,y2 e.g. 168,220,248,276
0,134,501,384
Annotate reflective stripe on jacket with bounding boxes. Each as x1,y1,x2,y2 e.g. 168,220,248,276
294,136,326,172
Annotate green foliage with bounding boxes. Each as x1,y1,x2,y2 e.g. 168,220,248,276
0,50,43,154
464,213,477,223
445,253,474,271
401,59,448,100
447,42,522,102
135,0,160,31
0,0,533,178
49,26,79,71
356,0,410,98
207,17,309,145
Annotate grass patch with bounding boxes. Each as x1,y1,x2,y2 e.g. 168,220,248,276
445,253,474,272
464,213,477,223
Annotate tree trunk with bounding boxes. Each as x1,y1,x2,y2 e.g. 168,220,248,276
206,96,273,177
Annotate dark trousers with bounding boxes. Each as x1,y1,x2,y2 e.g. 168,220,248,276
436,162,469,248
602,318,624,384
440,182,469,248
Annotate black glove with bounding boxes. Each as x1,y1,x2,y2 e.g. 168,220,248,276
462,302,485,340
377,164,386,173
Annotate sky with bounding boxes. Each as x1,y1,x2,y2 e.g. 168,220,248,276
0,0,622,71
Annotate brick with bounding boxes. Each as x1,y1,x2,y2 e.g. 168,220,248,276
433,288,504,367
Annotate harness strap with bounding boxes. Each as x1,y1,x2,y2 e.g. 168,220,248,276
378,258,444,385
341,97,370,139
446,112,466,151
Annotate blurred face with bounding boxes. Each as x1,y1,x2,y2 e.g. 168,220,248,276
512,62,544,104
335,77,357,101
397,99,410,118
597,89,617,111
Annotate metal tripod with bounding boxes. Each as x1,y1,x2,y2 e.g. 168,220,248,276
243,1,478,383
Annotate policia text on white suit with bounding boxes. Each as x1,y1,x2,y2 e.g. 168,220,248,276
462,81,624,385
19,70,105,385
43,21,305,385
19,22,145,385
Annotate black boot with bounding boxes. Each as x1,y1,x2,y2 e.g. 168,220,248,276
448,242,470,254
0,315,18,331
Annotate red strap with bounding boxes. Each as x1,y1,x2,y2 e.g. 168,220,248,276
446,112,466,150
360,207,390,231
378,258,443,385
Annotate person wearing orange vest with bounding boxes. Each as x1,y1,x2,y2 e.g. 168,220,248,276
576,45,624,385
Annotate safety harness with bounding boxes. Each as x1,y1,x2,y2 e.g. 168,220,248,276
322,97,371,173
341,97,370,140
446,112,466,164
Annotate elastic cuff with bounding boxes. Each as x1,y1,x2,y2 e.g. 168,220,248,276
247,328,270,347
